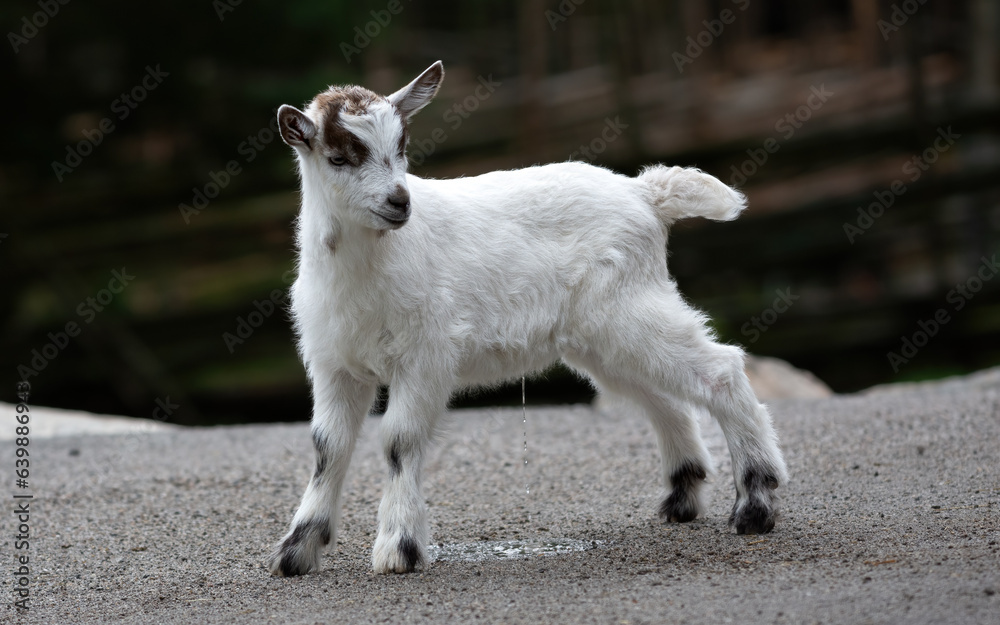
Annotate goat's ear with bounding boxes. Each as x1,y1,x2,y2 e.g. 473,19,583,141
277,105,317,151
387,61,445,121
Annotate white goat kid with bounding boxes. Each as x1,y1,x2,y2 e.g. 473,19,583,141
268,61,788,577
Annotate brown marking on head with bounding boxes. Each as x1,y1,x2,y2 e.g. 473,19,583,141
312,86,383,166
314,85,381,116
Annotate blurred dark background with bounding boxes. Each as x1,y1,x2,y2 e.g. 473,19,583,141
3,0,999,425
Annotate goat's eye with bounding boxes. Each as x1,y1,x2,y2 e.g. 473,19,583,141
328,155,348,167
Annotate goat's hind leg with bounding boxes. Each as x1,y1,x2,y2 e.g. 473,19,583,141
569,347,713,525
580,295,788,534
672,338,788,534
645,395,713,524
583,370,713,524
268,370,375,576
695,343,788,534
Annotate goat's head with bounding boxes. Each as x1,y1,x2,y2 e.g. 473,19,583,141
277,61,445,230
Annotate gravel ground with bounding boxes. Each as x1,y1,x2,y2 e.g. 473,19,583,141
2,369,998,624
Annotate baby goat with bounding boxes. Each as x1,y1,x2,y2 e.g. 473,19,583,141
268,61,788,576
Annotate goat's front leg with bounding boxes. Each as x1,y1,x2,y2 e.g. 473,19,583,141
372,373,449,574
268,369,376,576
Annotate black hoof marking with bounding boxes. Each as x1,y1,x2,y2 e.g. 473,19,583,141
659,461,706,523
659,491,698,523
729,467,779,534
731,499,776,535
743,467,779,492
277,551,310,577
273,518,330,577
399,534,421,572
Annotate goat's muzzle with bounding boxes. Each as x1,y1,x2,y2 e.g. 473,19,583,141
373,188,411,228
388,188,410,211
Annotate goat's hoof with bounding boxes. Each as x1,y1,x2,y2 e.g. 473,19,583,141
658,491,700,523
267,542,319,577
729,485,779,534
730,499,777,534
659,461,707,523
267,518,330,577
372,532,424,574
729,466,780,534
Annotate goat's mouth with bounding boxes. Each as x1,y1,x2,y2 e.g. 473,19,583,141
370,209,409,229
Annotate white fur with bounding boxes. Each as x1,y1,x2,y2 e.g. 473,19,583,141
267,62,788,577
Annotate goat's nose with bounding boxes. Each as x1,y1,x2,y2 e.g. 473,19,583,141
387,188,410,211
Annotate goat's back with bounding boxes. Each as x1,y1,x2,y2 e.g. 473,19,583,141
405,161,668,284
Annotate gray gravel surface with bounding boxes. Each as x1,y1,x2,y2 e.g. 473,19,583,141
3,369,999,624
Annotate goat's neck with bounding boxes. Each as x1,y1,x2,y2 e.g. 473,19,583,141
296,180,381,274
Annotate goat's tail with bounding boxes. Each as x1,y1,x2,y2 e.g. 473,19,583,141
638,165,747,226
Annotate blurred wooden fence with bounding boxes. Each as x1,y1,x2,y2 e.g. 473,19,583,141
4,0,1000,423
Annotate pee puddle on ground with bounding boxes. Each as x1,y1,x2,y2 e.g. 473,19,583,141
428,538,601,563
